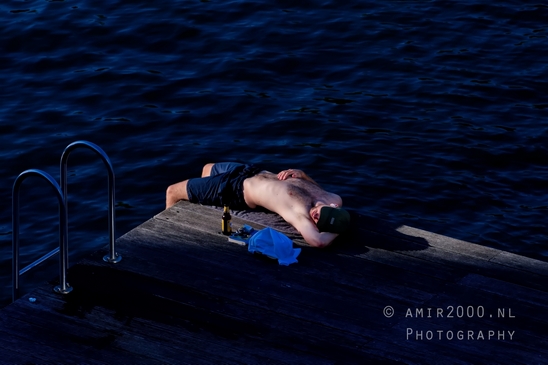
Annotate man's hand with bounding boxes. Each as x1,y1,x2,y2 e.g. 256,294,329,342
277,169,305,180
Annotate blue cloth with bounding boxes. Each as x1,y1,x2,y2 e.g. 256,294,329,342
248,227,301,266
186,162,262,210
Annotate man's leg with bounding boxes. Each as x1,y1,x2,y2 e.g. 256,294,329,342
166,180,189,209
166,163,215,209
166,162,242,209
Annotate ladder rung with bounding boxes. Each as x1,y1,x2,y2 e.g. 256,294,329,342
19,247,60,276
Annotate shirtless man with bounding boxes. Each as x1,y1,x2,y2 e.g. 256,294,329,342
166,162,351,248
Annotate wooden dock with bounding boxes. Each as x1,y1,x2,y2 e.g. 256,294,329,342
0,201,547,364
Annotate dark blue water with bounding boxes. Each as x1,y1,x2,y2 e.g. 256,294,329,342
1,0,547,305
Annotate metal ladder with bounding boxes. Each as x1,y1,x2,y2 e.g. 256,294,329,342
12,141,122,302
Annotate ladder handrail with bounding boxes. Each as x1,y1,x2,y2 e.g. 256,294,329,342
12,169,71,302
11,141,122,302
60,140,121,264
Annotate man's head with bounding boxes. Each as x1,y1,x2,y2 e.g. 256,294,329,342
311,204,351,233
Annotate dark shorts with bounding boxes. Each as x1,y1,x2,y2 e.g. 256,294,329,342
186,162,262,210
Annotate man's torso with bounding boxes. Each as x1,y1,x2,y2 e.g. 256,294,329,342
243,172,339,218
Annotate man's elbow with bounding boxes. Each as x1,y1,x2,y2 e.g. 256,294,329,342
307,238,332,249
300,229,337,248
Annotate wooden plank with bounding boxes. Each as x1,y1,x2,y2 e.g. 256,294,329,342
162,203,548,284
458,273,548,307
375,244,548,292
54,260,379,364
383,296,548,364
25,287,296,365
352,245,465,281
2,293,190,364
1,201,547,364
490,250,548,276
100,220,532,362
150,203,548,364
0,304,141,364
59,260,467,365
60,219,388,362
394,225,501,260
160,203,548,298
393,225,548,277
131,214,445,296
154,204,271,238
88,224,470,364
403,285,548,341
152,204,461,293
359,274,548,365
82,238,391,339
124,209,544,322
115,219,446,313
371,313,540,365
0,334,62,365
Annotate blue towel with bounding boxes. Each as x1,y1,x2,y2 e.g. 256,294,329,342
248,227,301,266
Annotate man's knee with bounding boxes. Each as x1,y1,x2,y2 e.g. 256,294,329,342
166,184,176,199
202,163,215,177
166,180,189,203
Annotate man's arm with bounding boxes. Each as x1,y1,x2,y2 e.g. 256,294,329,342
289,214,339,248
277,169,321,187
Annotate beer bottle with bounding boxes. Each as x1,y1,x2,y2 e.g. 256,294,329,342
222,205,232,235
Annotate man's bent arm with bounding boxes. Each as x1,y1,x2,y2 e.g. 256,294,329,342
292,216,339,248
307,231,339,248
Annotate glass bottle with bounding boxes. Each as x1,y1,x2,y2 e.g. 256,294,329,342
222,205,232,235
